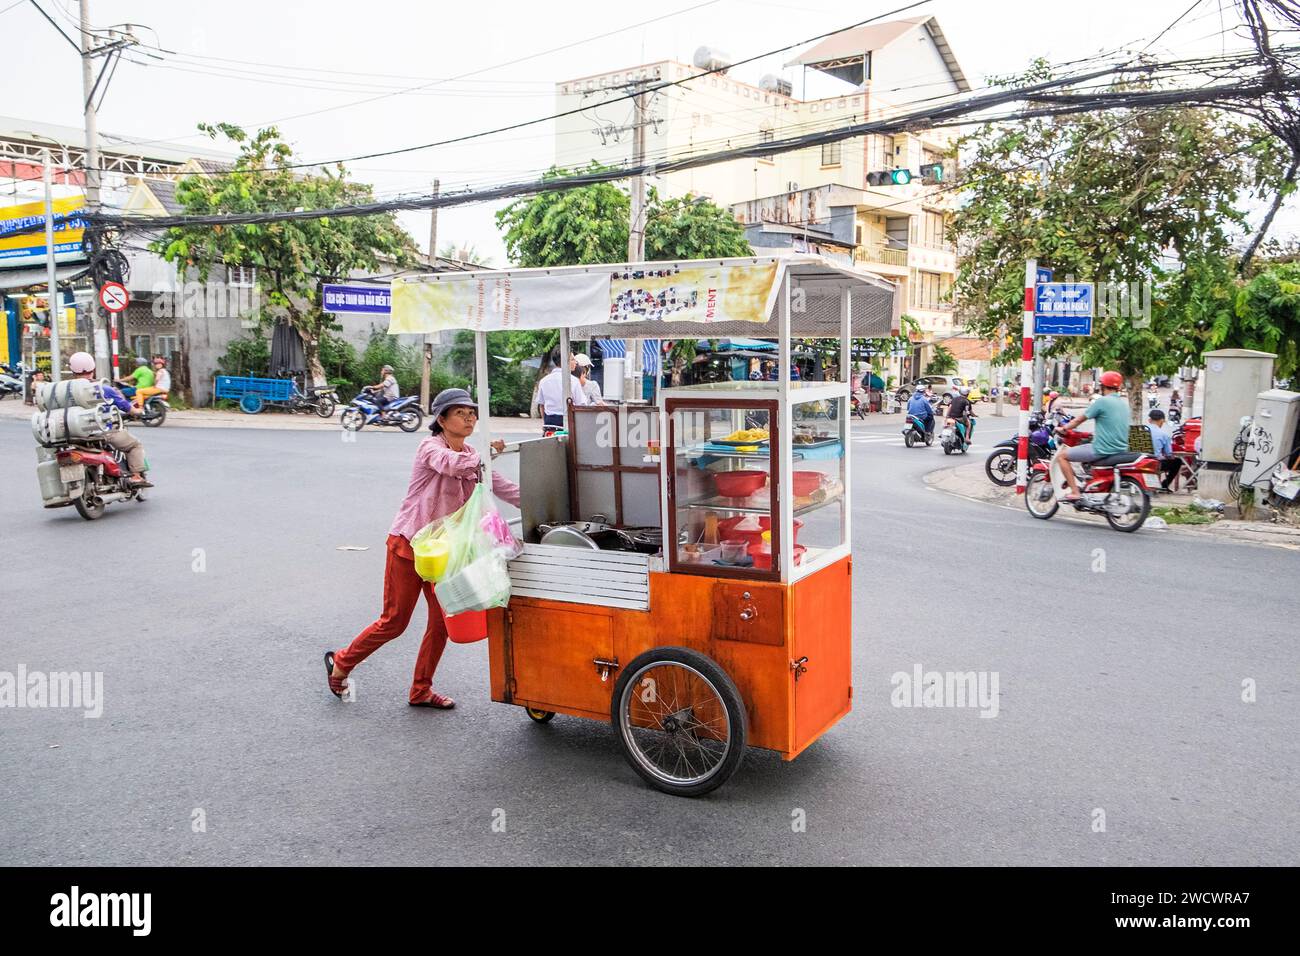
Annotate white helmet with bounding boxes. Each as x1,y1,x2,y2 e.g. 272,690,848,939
69,352,96,374
958,385,971,396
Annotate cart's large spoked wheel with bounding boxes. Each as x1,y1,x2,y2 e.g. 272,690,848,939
611,647,747,798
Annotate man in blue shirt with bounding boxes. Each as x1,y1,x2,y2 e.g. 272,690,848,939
907,383,935,437
1148,408,1180,491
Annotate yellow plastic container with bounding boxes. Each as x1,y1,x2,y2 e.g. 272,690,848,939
413,539,451,582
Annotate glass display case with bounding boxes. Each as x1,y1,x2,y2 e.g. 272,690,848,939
664,382,848,581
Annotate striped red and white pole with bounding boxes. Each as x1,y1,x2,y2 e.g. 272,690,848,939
109,314,120,379
1015,259,1036,494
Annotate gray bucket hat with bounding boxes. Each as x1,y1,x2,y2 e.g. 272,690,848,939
429,387,478,433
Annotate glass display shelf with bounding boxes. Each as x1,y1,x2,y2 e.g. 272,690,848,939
682,489,844,517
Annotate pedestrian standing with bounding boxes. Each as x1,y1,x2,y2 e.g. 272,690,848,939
1147,409,1180,492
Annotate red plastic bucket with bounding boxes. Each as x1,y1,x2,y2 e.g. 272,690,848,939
444,609,488,644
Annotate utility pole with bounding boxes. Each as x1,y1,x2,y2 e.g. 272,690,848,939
626,82,648,401
1015,259,1037,493
43,152,62,382
79,0,101,209
78,0,106,379
420,179,439,414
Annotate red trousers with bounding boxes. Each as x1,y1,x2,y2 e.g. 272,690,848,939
335,535,449,703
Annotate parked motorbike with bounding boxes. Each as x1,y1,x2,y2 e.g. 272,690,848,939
850,389,868,421
1023,428,1159,532
0,362,25,400
340,388,422,432
940,414,976,455
277,368,339,417
902,414,934,448
984,414,1053,485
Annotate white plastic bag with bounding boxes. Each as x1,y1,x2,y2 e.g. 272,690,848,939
435,551,511,615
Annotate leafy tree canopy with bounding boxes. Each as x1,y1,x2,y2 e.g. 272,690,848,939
153,123,417,383
949,62,1291,408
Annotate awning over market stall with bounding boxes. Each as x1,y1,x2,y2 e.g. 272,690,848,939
388,256,900,340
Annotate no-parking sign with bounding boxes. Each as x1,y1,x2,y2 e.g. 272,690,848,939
99,282,129,313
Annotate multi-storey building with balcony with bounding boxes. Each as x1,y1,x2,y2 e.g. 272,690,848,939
553,16,969,380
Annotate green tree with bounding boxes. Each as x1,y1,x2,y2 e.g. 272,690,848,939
495,163,630,267
495,164,753,265
154,124,417,385
925,344,958,375
495,165,754,386
1226,262,1300,378
949,63,1290,414
645,191,753,260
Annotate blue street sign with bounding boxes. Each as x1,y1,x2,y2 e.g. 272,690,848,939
1036,266,1053,285
1034,281,1093,336
323,283,391,315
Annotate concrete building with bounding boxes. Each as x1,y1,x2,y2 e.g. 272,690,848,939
553,16,968,384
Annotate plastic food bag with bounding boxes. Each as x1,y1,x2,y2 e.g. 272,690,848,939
435,551,512,615
417,483,518,608
414,485,494,581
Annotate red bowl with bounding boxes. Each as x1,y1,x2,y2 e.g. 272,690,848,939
748,543,806,570
713,469,767,498
719,515,765,547
792,471,822,496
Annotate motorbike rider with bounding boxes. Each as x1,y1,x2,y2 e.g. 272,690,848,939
115,357,153,400
906,382,935,437
945,385,975,448
133,355,171,409
365,364,399,410
68,351,151,488
1052,370,1129,502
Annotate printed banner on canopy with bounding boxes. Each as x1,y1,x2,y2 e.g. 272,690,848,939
0,195,87,268
389,272,608,334
608,262,778,325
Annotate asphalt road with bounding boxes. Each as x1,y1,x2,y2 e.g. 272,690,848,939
1,410,1296,866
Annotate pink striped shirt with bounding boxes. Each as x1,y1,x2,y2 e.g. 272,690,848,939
388,433,521,541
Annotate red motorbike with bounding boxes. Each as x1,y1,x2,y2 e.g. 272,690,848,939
1023,428,1159,532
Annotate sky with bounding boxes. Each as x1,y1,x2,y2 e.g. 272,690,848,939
2,0,1296,265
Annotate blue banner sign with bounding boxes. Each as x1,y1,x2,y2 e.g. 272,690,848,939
323,284,391,315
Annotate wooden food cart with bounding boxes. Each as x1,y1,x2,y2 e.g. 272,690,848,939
389,256,900,796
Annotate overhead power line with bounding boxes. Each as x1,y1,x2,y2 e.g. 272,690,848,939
74,52,1297,238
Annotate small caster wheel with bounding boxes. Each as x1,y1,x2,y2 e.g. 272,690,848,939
525,707,555,723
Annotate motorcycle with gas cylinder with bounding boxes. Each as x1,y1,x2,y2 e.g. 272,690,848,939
1023,428,1159,532
340,388,422,432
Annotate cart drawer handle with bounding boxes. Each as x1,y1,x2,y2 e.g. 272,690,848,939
791,656,809,681
593,658,619,682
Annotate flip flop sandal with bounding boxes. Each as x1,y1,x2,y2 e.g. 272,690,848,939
409,692,455,709
323,651,349,698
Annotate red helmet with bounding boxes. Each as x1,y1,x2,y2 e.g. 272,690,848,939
1099,371,1124,389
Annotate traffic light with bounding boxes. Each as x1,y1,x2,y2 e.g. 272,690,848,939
866,168,913,186
918,162,945,184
